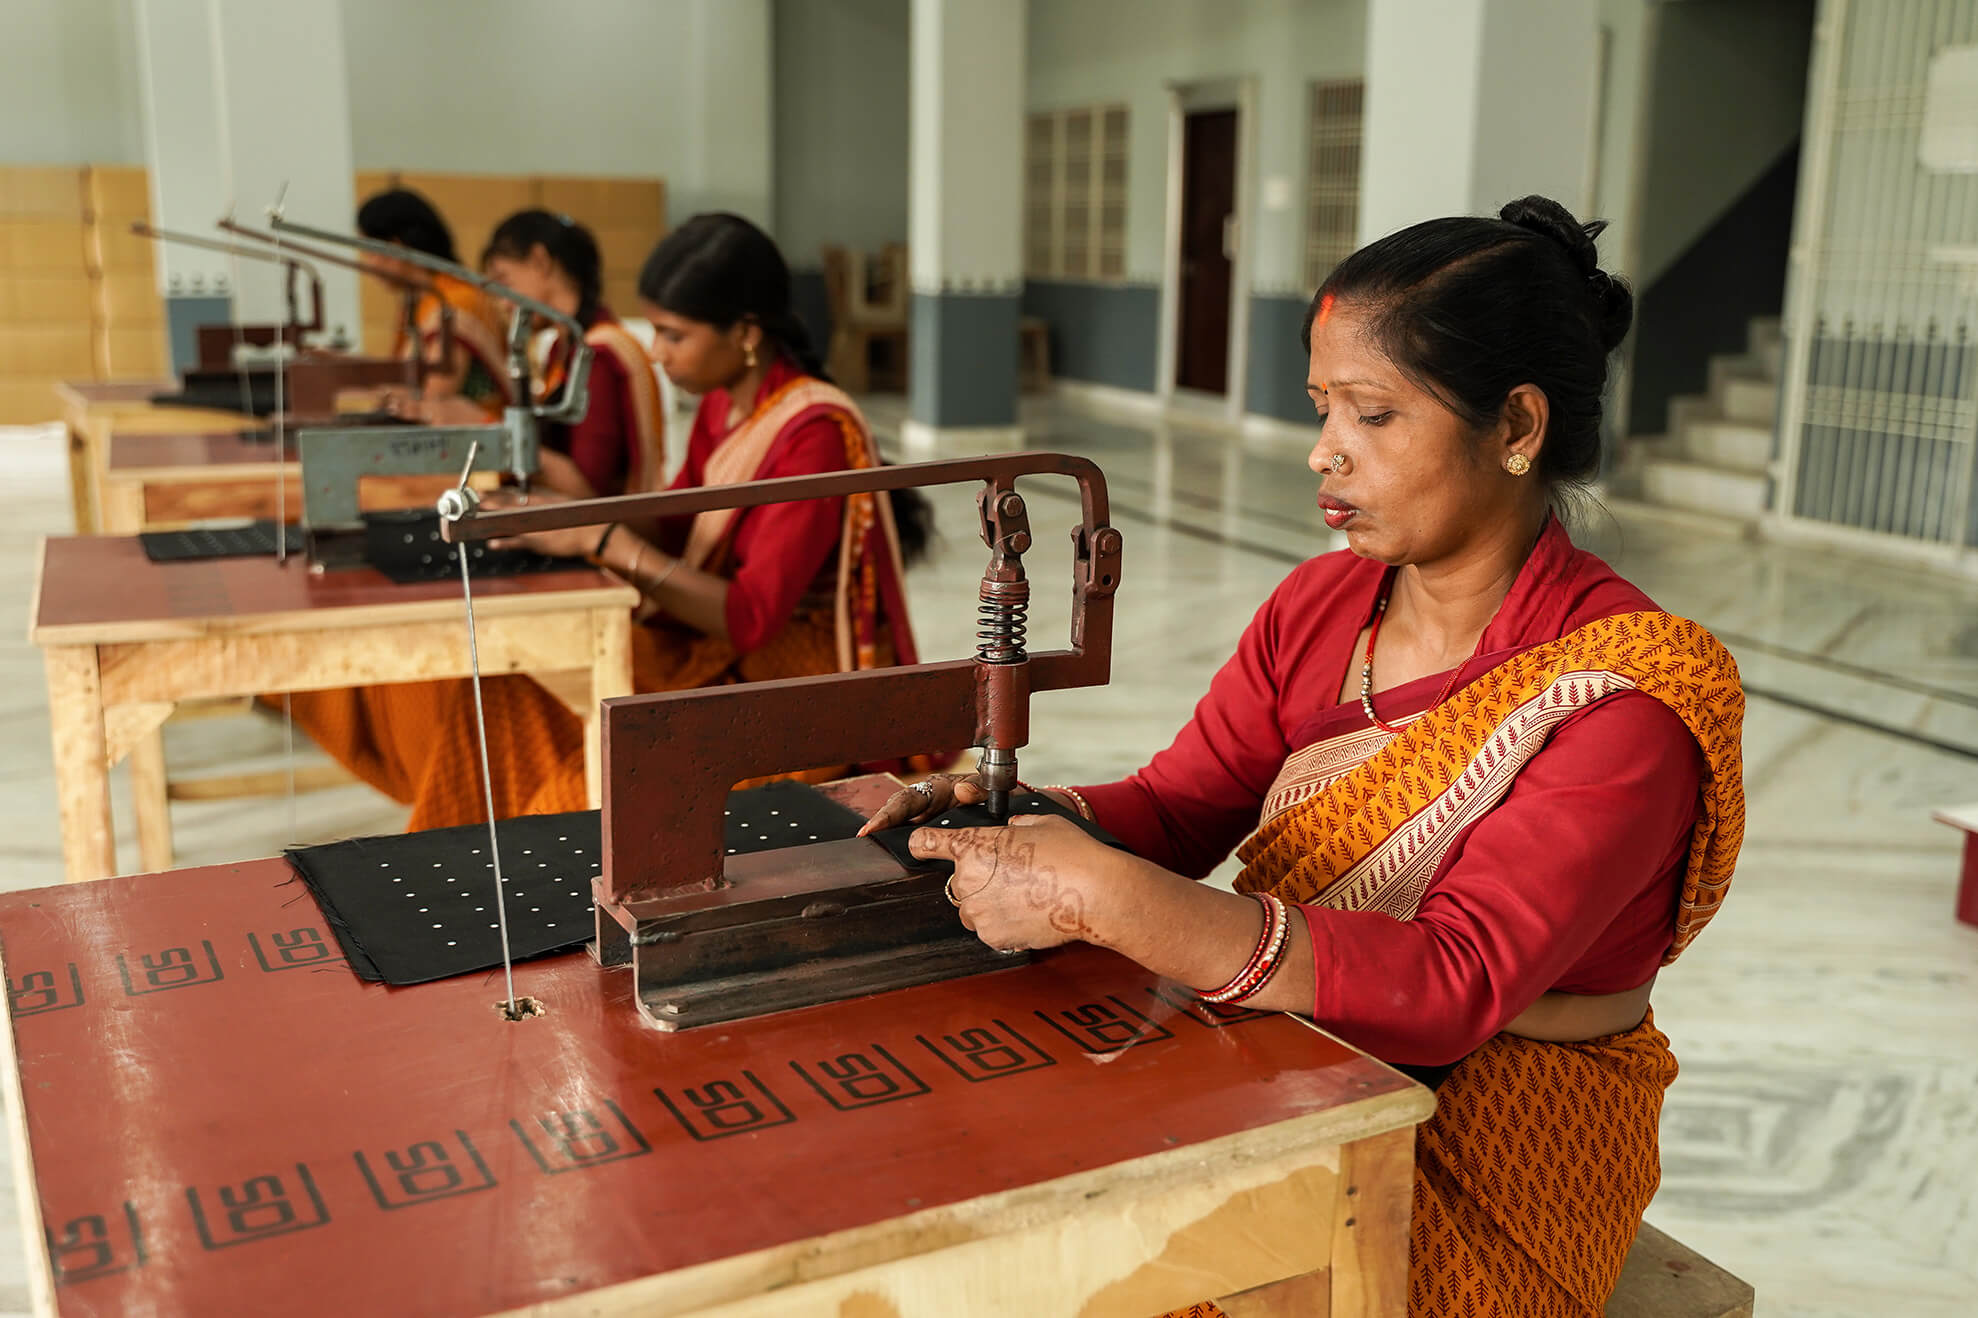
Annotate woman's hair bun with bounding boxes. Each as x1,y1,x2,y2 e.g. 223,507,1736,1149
1500,194,1602,274
1500,195,1631,351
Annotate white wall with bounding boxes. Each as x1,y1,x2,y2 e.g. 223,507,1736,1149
339,0,773,225
0,0,145,165
772,0,910,267
1593,0,1656,281
1635,0,1811,285
1026,0,1369,293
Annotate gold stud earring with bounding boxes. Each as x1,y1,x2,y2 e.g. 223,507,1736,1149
1504,453,1531,476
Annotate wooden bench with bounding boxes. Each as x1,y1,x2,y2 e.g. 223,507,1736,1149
1932,803,1978,926
1608,1223,1755,1317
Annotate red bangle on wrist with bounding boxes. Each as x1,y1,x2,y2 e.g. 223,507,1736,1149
1197,893,1291,1005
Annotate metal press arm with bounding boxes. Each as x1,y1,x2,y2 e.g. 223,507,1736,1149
268,214,592,428
447,452,1124,902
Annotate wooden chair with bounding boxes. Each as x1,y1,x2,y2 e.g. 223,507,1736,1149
1019,316,1051,393
822,244,908,394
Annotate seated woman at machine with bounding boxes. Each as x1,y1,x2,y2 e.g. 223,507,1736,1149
863,197,1746,1318
480,208,667,497
291,212,936,830
355,188,511,419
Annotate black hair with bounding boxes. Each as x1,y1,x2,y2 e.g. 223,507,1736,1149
483,209,603,323
1302,194,1633,491
356,189,458,264
639,212,933,565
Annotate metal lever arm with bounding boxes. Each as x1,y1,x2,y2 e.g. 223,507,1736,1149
267,215,592,427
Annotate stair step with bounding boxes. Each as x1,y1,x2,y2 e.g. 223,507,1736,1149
1757,336,1784,378
1684,417,1773,471
1641,457,1771,520
1748,315,1782,356
1720,374,1777,424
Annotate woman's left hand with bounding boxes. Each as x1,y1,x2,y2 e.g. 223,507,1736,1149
908,814,1122,952
479,487,600,559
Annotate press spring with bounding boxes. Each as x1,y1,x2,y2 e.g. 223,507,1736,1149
976,579,1030,664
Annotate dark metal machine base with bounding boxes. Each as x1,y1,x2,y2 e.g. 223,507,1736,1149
590,838,1028,1031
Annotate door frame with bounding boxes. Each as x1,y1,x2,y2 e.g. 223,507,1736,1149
1157,75,1257,420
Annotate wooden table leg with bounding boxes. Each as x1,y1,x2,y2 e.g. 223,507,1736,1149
65,422,98,534
129,726,175,874
1328,1125,1416,1318
101,478,148,536
43,646,115,883
586,606,633,808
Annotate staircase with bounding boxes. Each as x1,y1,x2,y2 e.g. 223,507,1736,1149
1622,316,1782,523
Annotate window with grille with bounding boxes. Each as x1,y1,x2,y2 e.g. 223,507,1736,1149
1304,80,1365,291
1024,104,1128,281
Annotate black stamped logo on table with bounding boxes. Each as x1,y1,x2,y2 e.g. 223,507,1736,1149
248,928,344,974
655,1071,797,1140
915,1019,1056,1082
1035,995,1174,1055
118,940,225,996
186,1163,331,1250
355,1131,498,1210
790,1045,931,1112
9,963,85,1017
510,1100,652,1173
46,1202,145,1286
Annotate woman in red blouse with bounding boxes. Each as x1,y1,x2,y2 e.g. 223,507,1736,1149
863,196,1746,1318
480,209,666,498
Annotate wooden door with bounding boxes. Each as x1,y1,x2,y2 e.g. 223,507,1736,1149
1177,109,1237,395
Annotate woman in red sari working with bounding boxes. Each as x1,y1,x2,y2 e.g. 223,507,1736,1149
862,195,1746,1318
356,188,511,419
293,212,935,829
479,208,667,497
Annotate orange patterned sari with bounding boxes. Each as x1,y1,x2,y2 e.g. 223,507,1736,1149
1180,610,1744,1317
397,275,511,417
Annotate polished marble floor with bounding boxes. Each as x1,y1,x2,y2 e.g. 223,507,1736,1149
1,395,1975,1315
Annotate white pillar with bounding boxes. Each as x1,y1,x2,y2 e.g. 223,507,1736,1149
1359,0,1599,240
904,0,1025,444
132,0,361,365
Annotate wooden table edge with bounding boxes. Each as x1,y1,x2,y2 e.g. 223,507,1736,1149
492,1067,1432,1317
0,940,61,1317
28,573,640,647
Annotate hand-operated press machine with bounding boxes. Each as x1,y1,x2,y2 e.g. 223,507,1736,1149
442,456,1124,1029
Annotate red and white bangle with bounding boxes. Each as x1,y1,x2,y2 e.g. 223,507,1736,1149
1030,784,1095,822
1197,893,1291,1005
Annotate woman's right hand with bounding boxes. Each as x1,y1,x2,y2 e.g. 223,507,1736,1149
856,773,990,837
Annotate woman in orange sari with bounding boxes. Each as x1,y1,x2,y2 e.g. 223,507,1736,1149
294,212,933,829
356,188,512,419
864,196,1745,1318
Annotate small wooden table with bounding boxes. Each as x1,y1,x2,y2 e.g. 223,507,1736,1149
0,839,1433,1315
99,424,296,533
30,536,638,883
55,379,252,535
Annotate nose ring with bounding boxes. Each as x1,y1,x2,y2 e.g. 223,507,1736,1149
1328,453,1346,471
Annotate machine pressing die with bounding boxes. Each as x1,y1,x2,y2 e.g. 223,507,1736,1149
448,454,1124,1029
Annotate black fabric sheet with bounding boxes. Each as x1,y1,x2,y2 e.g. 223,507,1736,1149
362,510,572,584
285,782,867,986
140,521,301,562
869,791,1130,878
